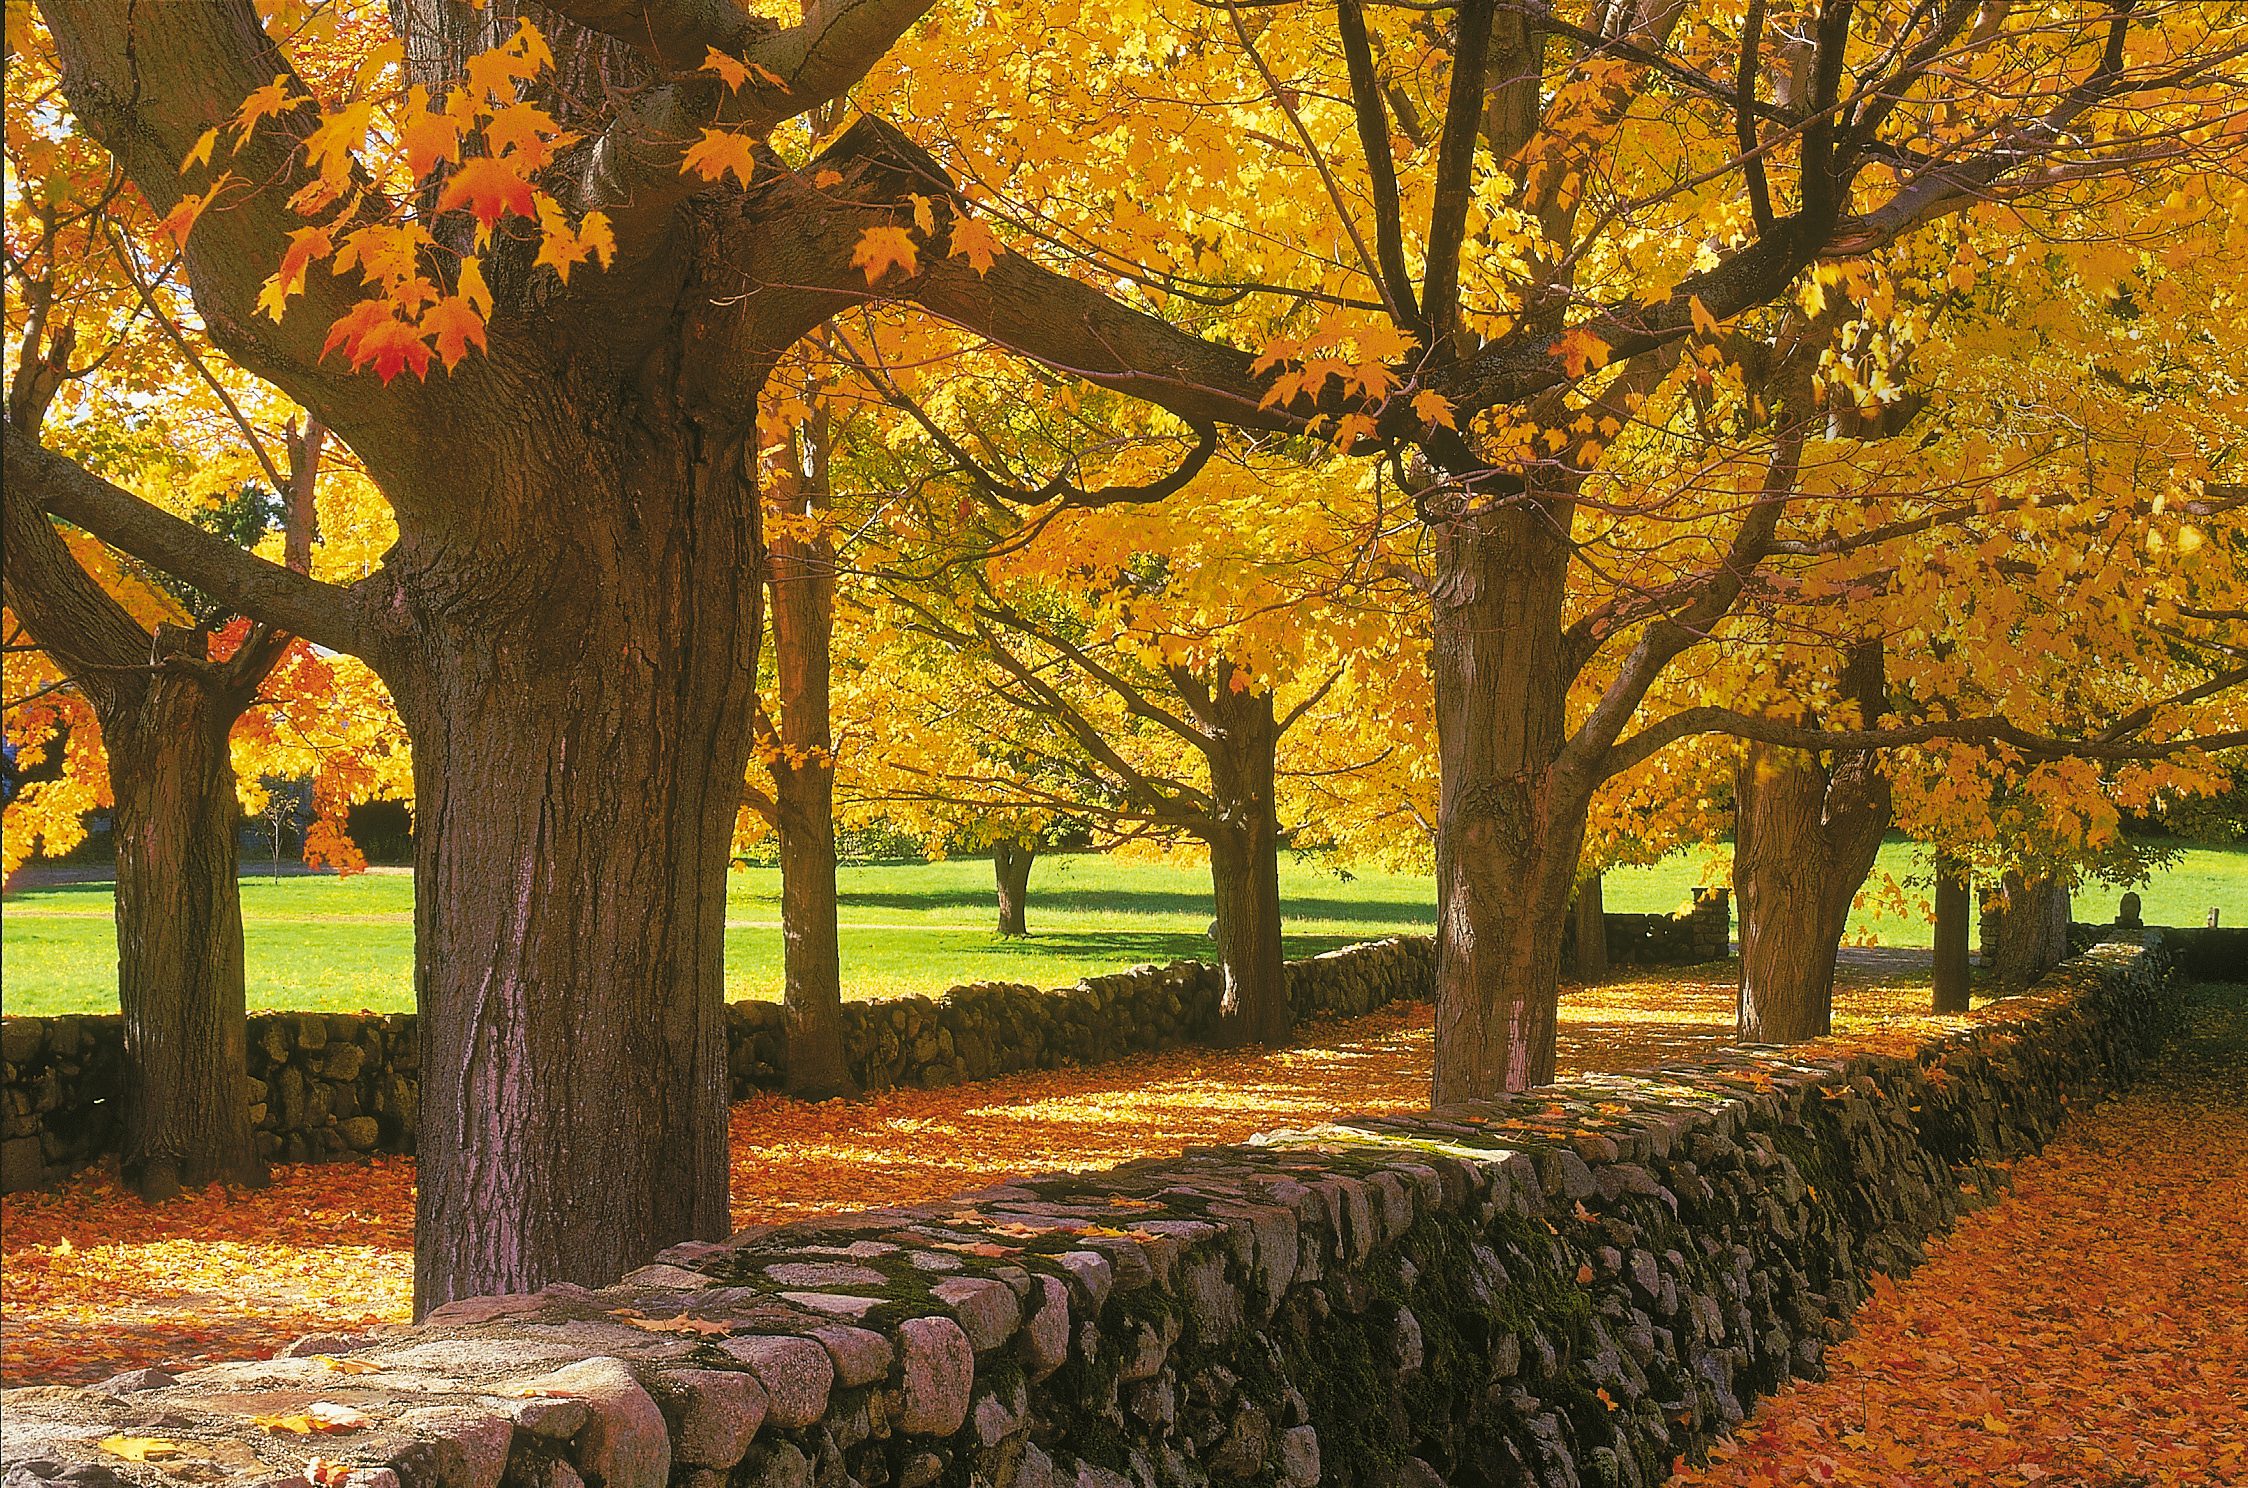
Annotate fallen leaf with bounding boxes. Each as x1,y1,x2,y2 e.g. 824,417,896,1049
99,1437,188,1462
625,1315,734,1336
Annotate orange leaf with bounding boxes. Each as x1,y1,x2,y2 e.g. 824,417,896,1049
534,205,615,283
701,48,785,92
420,296,487,370
485,102,566,165
435,155,539,238
851,225,919,285
398,88,464,181
1575,1262,1594,1285
680,129,757,188
947,214,1005,276
258,226,335,322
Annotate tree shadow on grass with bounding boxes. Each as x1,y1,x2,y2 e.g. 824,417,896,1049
832,885,1434,924
838,929,1389,974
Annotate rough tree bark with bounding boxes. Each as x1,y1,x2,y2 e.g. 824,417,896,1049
1732,643,1893,1043
1193,677,1288,1049
2,506,286,1200
1429,505,1584,1097
1931,851,1973,1015
1991,870,2072,989
765,430,851,1099
993,840,1036,936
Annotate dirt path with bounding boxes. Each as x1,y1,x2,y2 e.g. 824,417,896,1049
1669,981,2248,1488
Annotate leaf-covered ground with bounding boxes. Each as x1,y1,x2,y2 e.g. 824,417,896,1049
0,966,1933,1384
1669,981,2248,1488
0,965,1944,1387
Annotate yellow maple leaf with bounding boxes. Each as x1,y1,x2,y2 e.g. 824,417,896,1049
1689,295,1722,337
1411,390,1457,430
681,129,756,187
852,225,920,284
945,214,1005,276
99,1437,188,1462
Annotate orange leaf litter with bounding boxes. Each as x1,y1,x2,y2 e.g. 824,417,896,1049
14,960,2220,1488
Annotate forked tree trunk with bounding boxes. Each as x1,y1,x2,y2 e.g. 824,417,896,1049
993,840,1036,936
4,477,274,1202
1570,873,1608,982
1200,682,1290,1048
390,421,764,1315
1429,508,1585,1101
1732,739,1892,1041
107,628,269,1199
767,456,850,1100
1931,851,1972,1015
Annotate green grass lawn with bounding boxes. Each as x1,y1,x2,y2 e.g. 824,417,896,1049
1599,837,2246,948
5,841,2237,1018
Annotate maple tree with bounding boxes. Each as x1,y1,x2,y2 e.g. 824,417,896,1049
848,374,1417,1047
3,85,408,1197
8,0,2248,1314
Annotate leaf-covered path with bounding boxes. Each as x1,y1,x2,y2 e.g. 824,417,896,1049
10,970,2241,1488
3,966,1939,1387
1671,981,2248,1488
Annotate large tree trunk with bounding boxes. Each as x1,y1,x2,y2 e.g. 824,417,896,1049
1731,739,1892,1041
1990,870,2071,990
5,414,276,1202
767,452,850,1100
390,417,764,1316
1931,851,1972,1015
1200,680,1290,1048
1207,819,1287,1049
1569,873,1608,983
993,840,1036,936
1429,508,1584,1101
1734,643,1893,1043
106,627,269,1199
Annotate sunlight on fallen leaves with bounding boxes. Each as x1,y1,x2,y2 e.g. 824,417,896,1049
2,966,1970,1387
1667,995,2248,1488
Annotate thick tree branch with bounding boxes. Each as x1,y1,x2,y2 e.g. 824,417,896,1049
1420,0,1496,350
1336,0,1423,333
6,426,369,658
1601,686,2248,783
569,0,934,270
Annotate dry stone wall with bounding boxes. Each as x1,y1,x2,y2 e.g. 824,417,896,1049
1561,891,1731,970
0,933,2170,1488
0,940,1436,1193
